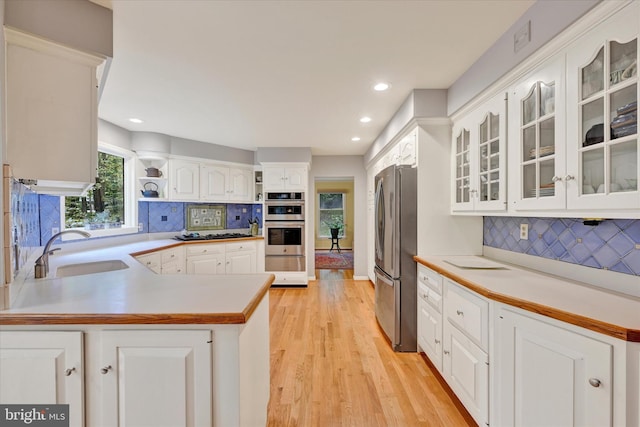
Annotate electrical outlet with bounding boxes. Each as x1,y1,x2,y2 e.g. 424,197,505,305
138,223,144,232
519,223,529,240
52,227,59,236
242,208,247,213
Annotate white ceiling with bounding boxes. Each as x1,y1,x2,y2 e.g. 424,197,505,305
95,0,534,156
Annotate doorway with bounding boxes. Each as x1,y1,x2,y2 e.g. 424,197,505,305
314,178,354,270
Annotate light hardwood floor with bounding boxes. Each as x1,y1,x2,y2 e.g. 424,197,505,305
267,269,474,426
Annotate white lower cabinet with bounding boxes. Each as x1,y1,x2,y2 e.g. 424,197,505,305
99,330,212,427
418,295,443,371
160,246,186,274
135,252,162,274
417,265,444,372
0,331,84,427
443,279,489,427
443,324,489,426
494,305,613,427
225,241,257,274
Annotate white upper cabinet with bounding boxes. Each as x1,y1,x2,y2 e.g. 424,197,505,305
200,165,228,201
5,29,104,194
227,167,253,201
452,92,507,213
169,159,200,200
509,55,566,212
262,165,308,191
566,5,639,212
169,160,253,202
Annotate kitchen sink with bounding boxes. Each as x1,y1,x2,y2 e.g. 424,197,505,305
55,260,129,278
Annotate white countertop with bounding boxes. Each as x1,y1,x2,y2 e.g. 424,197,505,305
1,238,273,324
415,255,640,342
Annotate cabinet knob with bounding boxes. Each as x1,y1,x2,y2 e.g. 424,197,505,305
65,367,76,376
565,175,575,181
444,350,450,355
435,339,441,344
456,310,464,316
588,378,601,388
100,365,112,375
551,175,562,183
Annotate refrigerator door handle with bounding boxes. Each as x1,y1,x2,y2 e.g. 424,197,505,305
376,269,394,287
374,178,385,262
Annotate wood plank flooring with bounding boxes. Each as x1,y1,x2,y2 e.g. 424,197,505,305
267,269,474,426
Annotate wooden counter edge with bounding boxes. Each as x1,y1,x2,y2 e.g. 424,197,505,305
130,237,265,257
414,256,640,343
0,274,275,326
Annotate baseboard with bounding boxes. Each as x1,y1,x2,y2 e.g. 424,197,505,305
353,275,369,281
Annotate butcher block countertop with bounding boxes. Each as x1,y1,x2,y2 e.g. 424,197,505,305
0,238,273,325
414,255,640,343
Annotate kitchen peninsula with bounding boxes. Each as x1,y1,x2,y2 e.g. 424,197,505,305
0,238,272,427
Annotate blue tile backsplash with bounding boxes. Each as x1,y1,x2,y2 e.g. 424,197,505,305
484,217,640,276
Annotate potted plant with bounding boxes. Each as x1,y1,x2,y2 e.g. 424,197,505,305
323,216,344,239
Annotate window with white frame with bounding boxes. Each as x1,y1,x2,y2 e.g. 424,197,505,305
318,192,345,237
62,143,138,238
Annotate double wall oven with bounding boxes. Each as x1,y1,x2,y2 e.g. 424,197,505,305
264,192,305,272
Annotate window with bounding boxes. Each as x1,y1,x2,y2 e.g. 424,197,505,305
318,192,345,237
62,143,137,238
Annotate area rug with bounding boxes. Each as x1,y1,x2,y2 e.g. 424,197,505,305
315,250,354,269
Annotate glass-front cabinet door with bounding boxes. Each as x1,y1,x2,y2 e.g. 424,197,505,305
452,122,473,211
452,92,507,213
566,6,638,211
509,56,566,211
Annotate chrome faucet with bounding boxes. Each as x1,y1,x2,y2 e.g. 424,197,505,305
34,230,91,279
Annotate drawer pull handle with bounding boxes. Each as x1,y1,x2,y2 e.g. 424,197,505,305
588,378,601,388
100,365,112,375
444,350,450,355
65,367,76,376
456,310,464,316
435,339,441,344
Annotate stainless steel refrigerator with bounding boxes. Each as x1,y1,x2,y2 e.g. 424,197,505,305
374,164,417,352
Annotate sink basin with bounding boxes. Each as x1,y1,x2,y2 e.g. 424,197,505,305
56,260,129,278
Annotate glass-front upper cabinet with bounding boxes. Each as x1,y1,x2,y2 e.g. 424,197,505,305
452,92,507,213
509,56,566,211
566,3,638,211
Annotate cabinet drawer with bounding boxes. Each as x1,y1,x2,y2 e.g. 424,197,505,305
418,281,442,313
136,253,161,274
417,265,442,295
186,243,225,256
226,241,255,253
444,279,489,351
161,247,184,263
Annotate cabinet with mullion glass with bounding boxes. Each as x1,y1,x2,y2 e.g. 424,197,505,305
453,127,472,210
509,55,566,211
452,92,507,213
566,3,639,211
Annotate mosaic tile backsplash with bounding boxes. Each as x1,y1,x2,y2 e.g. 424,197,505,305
484,217,640,276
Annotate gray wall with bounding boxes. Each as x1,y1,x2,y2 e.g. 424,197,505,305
447,0,599,115
310,155,367,278
98,119,256,165
364,89,447,165
256,147,312,164
4,0,113,58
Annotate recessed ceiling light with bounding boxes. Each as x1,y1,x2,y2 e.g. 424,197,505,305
351,137,361,142
374,82,390,91
129,118,144,124
360,116,372,123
